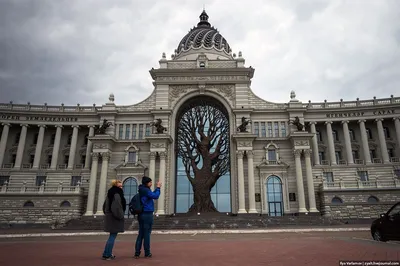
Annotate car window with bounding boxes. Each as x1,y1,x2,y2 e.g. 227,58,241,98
388,204,400,217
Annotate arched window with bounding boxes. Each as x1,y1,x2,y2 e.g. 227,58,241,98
331,196,343,204
123,177,138,217
265,142,280,163
266,176,283,216
367,196,379,203
23,201,34,207
60,201,71,207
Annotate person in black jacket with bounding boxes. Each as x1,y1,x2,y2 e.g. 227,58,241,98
101,179,126,260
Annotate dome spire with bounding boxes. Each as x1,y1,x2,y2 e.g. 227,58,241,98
197,9,211,27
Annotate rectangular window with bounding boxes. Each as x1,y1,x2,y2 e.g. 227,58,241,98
319,152,325,162
128,152,136,163
260,122,266,137
388,149,394,158
139,124,144,139
280,122,286,137
370,150,376,159
71,176,81,186
357,171,369,181
119,124,123,139
274,122,279,137
335,151,341,162
30,155,35,164
47,155,52,165
80,155,86,165
352,150,359,160
254,122,259,136
64,155,69,165
36,176,47,186
267,122,273,137
125,124,131,139
268,150,276,161
145,124,151,136
323,172,334,182
0,176,10,186
12,154,16,165
132,124,137,139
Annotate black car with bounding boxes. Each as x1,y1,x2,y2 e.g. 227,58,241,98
371,201,400,242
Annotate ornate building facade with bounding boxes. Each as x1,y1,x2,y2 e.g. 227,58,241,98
0,11,400,226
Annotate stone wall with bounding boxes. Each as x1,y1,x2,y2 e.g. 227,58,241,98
0,194,85,226
320,189,400,219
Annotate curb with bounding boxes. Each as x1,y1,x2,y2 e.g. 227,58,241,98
0,227,370,239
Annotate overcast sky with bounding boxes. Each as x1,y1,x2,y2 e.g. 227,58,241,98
0,0,399,107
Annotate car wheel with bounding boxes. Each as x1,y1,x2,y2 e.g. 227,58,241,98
372,230,386,242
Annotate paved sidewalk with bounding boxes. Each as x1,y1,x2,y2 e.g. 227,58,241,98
0,232,398,266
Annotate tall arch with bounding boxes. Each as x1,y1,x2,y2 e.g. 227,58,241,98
173,94,232,213
266,175,284,216
122,177,138,217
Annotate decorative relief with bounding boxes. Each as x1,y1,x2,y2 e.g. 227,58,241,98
93,144,108,149
169,85,191,102
237,142,252,147
208,85,235,104
158,76,247,82
151,143,165,148
294,140,309,146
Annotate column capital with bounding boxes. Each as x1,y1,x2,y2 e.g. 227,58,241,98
236,150,244,158
357,119,366,124
55,125,63,128
303,149,312,157
1,123,11,127
375,118,384,123
246,150,254,158
393,117,400,121
91,152,100,160
88,125,96,128
341,120,349,124
20,123,29,128
324,121,333,125
159,151,167,160
309,121,317,125
102,152,111,161
37,124,46,128
293,149,302,157
149,152,157,160
71,125,80,129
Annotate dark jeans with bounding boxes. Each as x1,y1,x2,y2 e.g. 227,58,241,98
135,212,154,256
102,233,118,257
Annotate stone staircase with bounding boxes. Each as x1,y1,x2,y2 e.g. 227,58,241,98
59,213,372,231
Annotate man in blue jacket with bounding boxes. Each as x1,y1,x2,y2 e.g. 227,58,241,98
134,176,161,259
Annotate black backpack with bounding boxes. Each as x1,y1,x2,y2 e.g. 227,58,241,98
129,193,143,215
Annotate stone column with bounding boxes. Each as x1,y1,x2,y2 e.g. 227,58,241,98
96,152,110,215
84,126,95,169
156,152,166,215
0,123,11,167
375,119,390,164
67,125,79,169
294,150,308,213
14,124,28,169
247,151,257,213
84,152,99,216
341,120,354,164
32,125,46,169
237,150,247,213
149,152,156,191
358,120,371,164
394,117,400,155
50,125,63,170
304,149,318,212
325,121,337,165
309,122,320,165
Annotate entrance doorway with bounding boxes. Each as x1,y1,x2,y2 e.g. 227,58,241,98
122,177,138,218
266,175,283,216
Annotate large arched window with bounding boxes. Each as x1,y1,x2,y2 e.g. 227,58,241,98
123,177,138,217
175,96,231,213
266,176,283,216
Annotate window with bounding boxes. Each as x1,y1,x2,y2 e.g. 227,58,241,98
50,134,56,145
370,150,376,160
332,130,339,141
84,134,89,145
274,122,279,137
60,201,71,207
47,155,52,165
366,128,372,139
254,122,259,136
335,151,341,162
266,176,283,216
29,155,35,164
357,171,369,181
268,149,277,161
323,172,334,182
0,176,9,186
316,131,322,142
280,122,286,137
267,122,272,137
33,133,39,145
388,149,394,158
138,124,144,139
394,169,400,179
260,122,266,137
199,61,205,68
352,150,359,160
36,176,47,186
132,125,137,139
145,124,151,136
128,152,136,163
123,177,139,217
80,155,86,165
349,129,355,141
71,176,81,186
319,152,325,162
367,196,379,203
67,134,72,145
23,201,34,207
119,125,123,139
383,127,390,139
15,132,20,144
388,204,400,217
125,124,131,139
331,197,343,204
12,154,16,165
64,155,69,165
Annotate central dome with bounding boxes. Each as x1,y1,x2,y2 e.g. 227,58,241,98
175,10,232,58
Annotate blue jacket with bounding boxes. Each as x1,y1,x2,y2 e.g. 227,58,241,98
138,184,160,212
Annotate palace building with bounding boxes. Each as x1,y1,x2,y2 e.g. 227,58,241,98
0,10,399,226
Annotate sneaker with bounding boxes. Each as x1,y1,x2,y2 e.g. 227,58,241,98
145,253,152,258
102,255,116,260
134,254,140,259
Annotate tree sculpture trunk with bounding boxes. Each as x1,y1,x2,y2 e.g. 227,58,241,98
189,179,217,212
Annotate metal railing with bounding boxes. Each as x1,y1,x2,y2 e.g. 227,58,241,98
0,181,83,194
322,179,400,190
